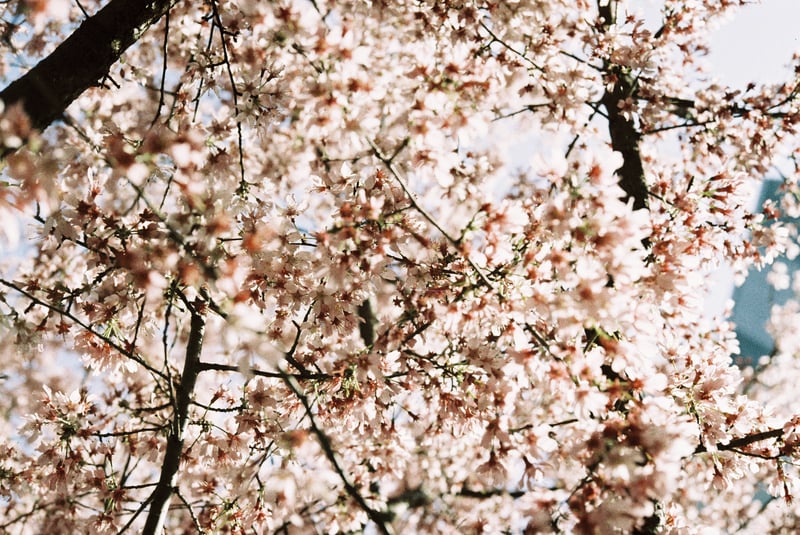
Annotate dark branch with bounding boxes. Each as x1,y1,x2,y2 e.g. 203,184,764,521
0,278,167,380
694,428,784,455
198,361,330,381
357,298,377,347
0,0,177,137
598,1,649,211
458,486,526,499
282,373,395,535
142,298,206,535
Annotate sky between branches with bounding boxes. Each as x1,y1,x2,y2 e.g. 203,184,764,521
653,0,800,317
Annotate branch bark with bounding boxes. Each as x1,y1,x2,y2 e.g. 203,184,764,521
357,298,377,347
598,1,649,210
694,428,784,455
142,302,205,535
0,0,177,135
282,373,395,535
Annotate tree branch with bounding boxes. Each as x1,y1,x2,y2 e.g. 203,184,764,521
458,486,525,499
198,361,330,381
142,297,206,535
367,137,495,289
282,372,395,535
694,428,785,455
0,277,167,380
0,0,177,140
598,1,649,211
357,298,377,348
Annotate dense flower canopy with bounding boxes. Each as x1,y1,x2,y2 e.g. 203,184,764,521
1,0,800,533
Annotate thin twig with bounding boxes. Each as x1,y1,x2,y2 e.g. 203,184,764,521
366,138,494,289
198,361,329,381
150,8,170,128
478,20,543,72
209,0,247,193
0,278,167,380
281,372,395,535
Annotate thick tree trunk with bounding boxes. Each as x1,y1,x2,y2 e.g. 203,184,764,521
0,0,176,133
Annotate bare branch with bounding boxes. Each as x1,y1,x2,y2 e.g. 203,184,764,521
357,298,377,348
0,278,167,380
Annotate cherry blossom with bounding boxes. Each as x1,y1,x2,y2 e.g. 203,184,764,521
0,0,800,533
